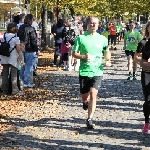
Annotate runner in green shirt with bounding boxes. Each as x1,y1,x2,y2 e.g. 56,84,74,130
124,21,142,80
72,16,111,129
116,21,122,43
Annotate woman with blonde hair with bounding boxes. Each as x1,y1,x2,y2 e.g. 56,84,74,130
0,22,24,95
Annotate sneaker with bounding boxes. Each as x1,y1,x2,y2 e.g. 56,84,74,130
86,118,94,129
83,102,88,110
127,75,132,80
24,84,35,88
63,66,68,71
33,71,38,76
142,123,149,134
53,64,56,67
60,64,64,67
133,75,137,81
1,91,9,95
68,66,74,71
12,91,23,96
111,46,113,49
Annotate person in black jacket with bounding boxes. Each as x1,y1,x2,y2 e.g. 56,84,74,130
52,19,64,66
134,37,147,64
18,14,38,88
140,21,150,134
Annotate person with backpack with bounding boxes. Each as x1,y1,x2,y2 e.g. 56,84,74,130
0,22,24,95
17,14,38,88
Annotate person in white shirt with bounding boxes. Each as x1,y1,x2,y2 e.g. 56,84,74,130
17,13,26,28
0,23,24,95
32,17,39,31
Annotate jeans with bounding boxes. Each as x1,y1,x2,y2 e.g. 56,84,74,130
33,53,38,71
20,51,36,85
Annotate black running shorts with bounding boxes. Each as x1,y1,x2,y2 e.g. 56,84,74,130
79,75,103,94
125,50,135,59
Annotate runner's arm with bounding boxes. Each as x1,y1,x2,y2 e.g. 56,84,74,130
124,39,126,50
140,59,150,70
134,52,142,64
72,52,88,60
104,50,111,62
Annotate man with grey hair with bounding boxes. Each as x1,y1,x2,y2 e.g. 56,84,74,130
17,14,38,88
72,16,111,129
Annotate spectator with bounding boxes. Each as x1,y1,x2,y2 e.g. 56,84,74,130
17,13,26,28
32,16,39,31
135,22,142,34
0,22,24,95
17,14,38,88
32,16,40,76
53,18,64,66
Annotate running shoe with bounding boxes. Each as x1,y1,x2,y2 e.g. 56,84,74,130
86,118,94,129
142,123,149,134
24,83,35,88
83,102,88,110
127,75,132,80
133,75,137,81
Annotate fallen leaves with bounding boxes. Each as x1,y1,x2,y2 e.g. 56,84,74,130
0,47,64,135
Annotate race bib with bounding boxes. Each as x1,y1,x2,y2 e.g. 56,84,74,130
87,55,101,66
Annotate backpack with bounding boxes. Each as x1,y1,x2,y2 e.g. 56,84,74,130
0,33,16,57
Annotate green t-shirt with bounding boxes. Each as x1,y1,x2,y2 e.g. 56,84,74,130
124,31,142,52
116,24,122,33
73,32,108,77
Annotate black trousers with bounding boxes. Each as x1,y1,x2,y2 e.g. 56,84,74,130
53,43,63,65
110,35,117,46
141,71,150,123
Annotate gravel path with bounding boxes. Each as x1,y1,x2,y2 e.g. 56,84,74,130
0,42,150,150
